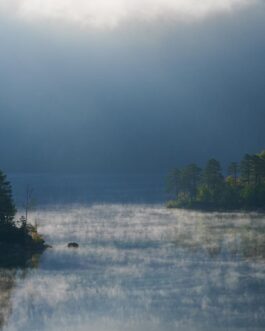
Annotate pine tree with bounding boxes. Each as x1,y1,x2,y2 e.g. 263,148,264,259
240,154,252,186
181,164,202,199
0,170,16,227
166,168,181,197
228,162,239,185
203,159,224,191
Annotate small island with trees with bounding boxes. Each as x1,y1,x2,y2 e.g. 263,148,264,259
166,151,265,211
0,169,48,267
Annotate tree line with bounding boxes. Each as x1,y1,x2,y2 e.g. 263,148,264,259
166,151,265,210
0,169,43,246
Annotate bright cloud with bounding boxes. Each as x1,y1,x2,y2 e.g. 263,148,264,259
0,0,258,28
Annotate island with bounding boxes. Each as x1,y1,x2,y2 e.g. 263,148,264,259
0,169,48,267
166,150,265,211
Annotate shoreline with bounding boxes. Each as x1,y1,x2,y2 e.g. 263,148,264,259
166,201,265,214
0,242,50,268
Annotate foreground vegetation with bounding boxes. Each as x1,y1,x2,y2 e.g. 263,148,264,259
0,170,47,267
166,151,265,211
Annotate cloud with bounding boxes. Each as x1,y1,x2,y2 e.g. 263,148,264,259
0,0,258,28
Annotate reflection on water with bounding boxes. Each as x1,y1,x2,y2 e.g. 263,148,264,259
1,204,265,331
0,271,15,329
0,259,41,330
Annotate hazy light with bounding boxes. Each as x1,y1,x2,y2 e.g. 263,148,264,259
0,0,257,28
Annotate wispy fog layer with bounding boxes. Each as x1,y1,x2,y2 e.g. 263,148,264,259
0,0,258,28
2,204,265,331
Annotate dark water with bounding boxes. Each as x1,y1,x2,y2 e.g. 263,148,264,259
1,174,265,331
9,174,166,207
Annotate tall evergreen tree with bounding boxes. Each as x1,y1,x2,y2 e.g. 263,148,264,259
181,164,202,199
257,151,265,181
166,168,181,197
249,154,265,186
0,170,16,227
240,154,252,186
203,159,224,192
228,162,239,184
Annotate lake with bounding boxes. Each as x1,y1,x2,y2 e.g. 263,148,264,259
1,174,265,331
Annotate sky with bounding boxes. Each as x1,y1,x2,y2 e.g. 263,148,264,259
0,0,265,174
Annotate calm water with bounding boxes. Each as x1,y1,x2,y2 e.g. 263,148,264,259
1,174,265,331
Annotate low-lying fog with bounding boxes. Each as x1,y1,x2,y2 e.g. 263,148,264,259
1,204,265,331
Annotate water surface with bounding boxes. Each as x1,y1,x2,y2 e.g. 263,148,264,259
1,175,265,331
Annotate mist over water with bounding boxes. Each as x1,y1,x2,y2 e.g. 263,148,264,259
1,175,265,331
1,0,265,328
